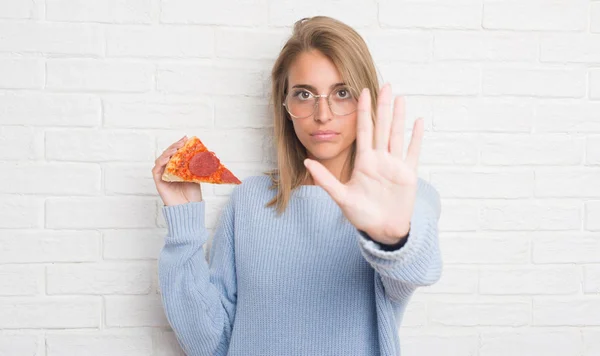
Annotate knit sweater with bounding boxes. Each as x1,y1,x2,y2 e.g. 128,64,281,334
158,175,442,356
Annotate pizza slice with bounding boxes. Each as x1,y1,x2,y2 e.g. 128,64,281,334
162,136,242,185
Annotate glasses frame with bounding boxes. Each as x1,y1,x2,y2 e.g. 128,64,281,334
282,85,359,119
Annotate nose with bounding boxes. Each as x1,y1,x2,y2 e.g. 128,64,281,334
313,96,332,123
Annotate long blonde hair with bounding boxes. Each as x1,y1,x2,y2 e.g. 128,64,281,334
265,16,380,214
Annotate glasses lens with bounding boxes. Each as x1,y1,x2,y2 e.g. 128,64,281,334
286,89,316,119
285,86,357,118
329,86,357,116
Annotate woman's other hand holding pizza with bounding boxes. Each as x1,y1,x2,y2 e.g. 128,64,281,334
152,136,203,206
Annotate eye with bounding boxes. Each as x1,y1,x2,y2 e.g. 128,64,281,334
335,87,352,99
292,89,313,100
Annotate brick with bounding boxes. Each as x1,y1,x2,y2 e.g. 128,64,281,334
583,265,600,294
216,29,288,59
536,101,600,133
103,229,164,260
434,32,537,62
46,331,153,356
420,267,478,294
47,262,154,295
46,0,152,23
535,168,600,198
0,335,39,355
0,0,36,19
480,134,583,165
363,31,432,63
0,127,41,160
416,133,479,166
0,22,102,56
402,300,427,327
440,233,530,264
0,265,43,296
480,200,580,231
533,233,600,264
591,70,600,99
583,330,600,356
586,201,600,231
400,331,479,356
103,94,213,129
0,163,100,195
430,170,533,198
0,196,43,228
432,98,533,133
106,26,213,58
0,231,100,263
541,34,600,63
161,0,267,26
592,3,600,33
533,298,600,326
587,137,600,165
269,0,377,28
47,59,153,92
483,0,587,31
46,197,157,229
214,96,271,129
0,59,43,89
156,64,267,96
483,68,586,98
105,295,168,327
45,130,154,162
480,266,579,295
105,163,157,195
0,297,100,329
438,201,480,232
0,92,100,126
379,0,481,29
480,329,582,356
379,64,480,96
153,331,185,356
429,298,530,326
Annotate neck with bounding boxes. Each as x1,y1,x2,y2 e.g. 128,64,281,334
304,148,352,185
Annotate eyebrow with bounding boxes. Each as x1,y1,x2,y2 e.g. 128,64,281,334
290,82,346,91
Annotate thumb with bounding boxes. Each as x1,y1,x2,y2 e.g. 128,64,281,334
304,158,347,204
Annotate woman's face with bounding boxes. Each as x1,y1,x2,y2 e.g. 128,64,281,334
285,50,358,163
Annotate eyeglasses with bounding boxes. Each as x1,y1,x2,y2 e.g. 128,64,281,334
283,85,358,119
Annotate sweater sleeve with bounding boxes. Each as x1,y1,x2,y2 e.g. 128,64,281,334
158,195,237,356
355,178,442,304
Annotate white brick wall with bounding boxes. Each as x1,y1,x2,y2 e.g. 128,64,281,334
0,1,598,355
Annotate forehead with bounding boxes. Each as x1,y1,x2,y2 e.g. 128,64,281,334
287,50,343,90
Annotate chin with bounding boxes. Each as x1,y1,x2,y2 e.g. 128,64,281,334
306,145,343,161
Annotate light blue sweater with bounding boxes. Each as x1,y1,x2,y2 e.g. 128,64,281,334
158,175,442,356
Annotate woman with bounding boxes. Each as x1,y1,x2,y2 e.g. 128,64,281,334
152,16,442,356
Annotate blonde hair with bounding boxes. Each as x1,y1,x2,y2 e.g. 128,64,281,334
265,16,380,214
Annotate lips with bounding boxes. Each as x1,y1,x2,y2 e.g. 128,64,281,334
311,130,338,136
310,130,339,142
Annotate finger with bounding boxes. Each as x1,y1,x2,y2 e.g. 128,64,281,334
389,96,406,158
165,136,187,152
304,158,347,204
375,83,392,151
356,88,373,154
152,147,178,179
404,118,424,170
154,146,178,166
